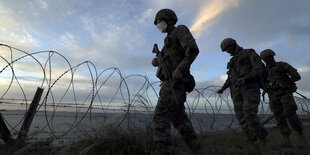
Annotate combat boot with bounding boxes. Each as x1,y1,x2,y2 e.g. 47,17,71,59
187,137,203,155
258,128,268,143
154,150,172,155
192,147,207,155
246,140,260,154
255,129,269,151
281,134,291,147
174,150,191,155
297,131,308,146
255,138,271,153
155,143,174,155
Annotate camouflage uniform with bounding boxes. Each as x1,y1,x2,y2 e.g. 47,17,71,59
153,9,201,154
264,61,303,136
221,45,267,142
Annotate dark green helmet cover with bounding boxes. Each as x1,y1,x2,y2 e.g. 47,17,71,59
260,49,275,58
154,9,178,25
220,38,236,51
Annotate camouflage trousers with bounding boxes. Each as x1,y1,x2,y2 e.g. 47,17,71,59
232,86,267,142
268,90,303,136
153,81,201,154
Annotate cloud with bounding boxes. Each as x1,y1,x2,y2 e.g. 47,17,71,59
123,55,154,72
138,8,156,24
297,72,310,93
37,0,48,10
298,66,310,73
193,69,207,77
1,0,310,105
196,0,310,77
209,0,310,47
190,0,241,38
297,60,310,92
59,11,149,68
0,4,38,49
196,75,227,88
290,25,310,36
57,32,88,59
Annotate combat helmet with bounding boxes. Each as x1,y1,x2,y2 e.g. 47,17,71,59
220,38,236,51
154,9,178,25
260,49,275,58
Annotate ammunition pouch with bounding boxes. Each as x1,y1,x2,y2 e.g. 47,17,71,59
184,74,195,92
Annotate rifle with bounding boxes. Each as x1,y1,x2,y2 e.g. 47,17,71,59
152,44,169,81
295,91,307,99
227,63,241,89
152,43,181,104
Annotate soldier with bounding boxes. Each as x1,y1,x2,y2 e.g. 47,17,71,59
216,38,268,146
151,9,202,154
260,49,305,146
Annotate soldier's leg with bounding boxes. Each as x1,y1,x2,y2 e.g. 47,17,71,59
281,93,303,134
269,94,291,146
243,88,267,142
153,85,174,154
171,107,202,151
268,94,290,136
170,83,202,152
171,105,202,151
232,95,252,141
233,95,261,152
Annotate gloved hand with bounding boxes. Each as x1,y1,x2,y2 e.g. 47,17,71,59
216,88,225,94
173,68,183,81
152,58,158,67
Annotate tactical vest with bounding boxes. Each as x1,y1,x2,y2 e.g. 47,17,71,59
231,49,255,78
160,25,197,92
161,29,185,76
228,48,263,90
266,62,297,92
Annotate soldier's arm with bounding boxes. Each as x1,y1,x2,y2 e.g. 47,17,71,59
175,25,199,72
222,62,232,89
244,50,264,82
222,75,230,90
282,62,301,82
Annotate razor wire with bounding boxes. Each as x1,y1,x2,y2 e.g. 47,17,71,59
0,44,309,143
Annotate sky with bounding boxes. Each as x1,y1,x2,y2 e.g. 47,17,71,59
1,0,310,105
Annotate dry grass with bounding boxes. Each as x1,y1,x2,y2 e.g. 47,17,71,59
1,125,310,155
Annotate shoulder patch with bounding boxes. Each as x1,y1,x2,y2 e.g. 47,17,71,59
278,61,289,66
175,25,190,34
278,61,286,64
175,25,197,50
244,48,259,57
244,48,255,53
176,25,188,30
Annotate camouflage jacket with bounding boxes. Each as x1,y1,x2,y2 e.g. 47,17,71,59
160,25,199,81
222,47,264,91
264,61,300,92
